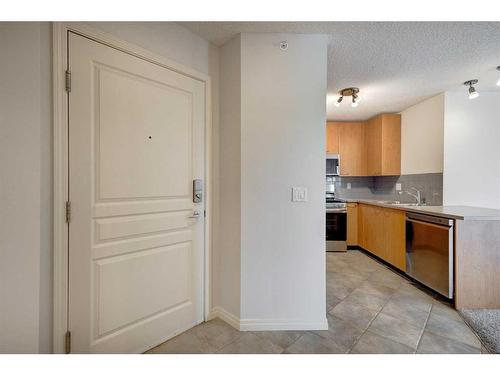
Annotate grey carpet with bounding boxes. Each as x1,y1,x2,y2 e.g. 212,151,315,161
459,309,500,354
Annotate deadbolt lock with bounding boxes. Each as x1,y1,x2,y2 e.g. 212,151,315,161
193,179,203,203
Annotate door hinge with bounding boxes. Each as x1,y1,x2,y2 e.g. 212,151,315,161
65,201,71,224
65,70,71,92
65,330,71,354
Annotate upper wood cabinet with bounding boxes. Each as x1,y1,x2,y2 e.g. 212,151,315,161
326,122,340,154
365,116,382,175
365,114,401,176
339,122,366,176
326,114,400,177
326,122,366,176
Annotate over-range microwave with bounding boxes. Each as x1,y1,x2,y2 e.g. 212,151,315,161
326,154,340,176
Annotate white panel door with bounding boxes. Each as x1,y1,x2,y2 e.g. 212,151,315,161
68,32,205,353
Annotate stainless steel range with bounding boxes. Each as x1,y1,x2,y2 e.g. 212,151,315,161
326,191,347,252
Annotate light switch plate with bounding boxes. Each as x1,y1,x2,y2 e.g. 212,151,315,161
292,187,308,202
396,183,402,191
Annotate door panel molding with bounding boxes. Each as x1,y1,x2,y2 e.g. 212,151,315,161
52,22,212,353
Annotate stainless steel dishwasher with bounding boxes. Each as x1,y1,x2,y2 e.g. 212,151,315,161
405,212,454,298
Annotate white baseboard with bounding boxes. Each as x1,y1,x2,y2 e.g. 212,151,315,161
208,306,241,330
208,306,328,331
239,319,328,331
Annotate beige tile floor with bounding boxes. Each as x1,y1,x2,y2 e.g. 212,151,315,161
146,250,486,354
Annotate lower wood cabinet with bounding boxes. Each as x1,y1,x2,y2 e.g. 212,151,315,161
346,203,358,245
357,203,406,271
358,204,378,256
383,208,406,270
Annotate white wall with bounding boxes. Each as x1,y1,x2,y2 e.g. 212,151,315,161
217,35,242,317
0,21,220,353
0,22,48,353
443,91,500,209
38,22,53,354
208,40,221,315
238,34,328,326
401,93,444,175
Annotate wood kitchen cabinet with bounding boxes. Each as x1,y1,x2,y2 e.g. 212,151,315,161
365,117,382,175
358,203,406,271
346,203,358,246
383,208,406,271
326,114,400,177
338,122,366,176
359,204,385,258
326,122,366,176
326,122,340,154
365,114,401,176
358,204,373,251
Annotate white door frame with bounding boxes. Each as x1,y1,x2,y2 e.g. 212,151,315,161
52,22,212,353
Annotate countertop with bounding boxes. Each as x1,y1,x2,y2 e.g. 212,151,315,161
342,199,500,221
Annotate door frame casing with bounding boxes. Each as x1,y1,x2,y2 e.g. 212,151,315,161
52,22,213,353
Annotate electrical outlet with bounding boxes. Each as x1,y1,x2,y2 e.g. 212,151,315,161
347,182,352,190
292,187,308,202
396,183,402,191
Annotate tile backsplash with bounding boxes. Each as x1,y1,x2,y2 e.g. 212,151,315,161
328,173,443,206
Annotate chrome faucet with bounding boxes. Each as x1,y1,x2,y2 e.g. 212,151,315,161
399,187,422,205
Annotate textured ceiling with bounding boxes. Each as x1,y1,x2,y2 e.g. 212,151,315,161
180,22,500,121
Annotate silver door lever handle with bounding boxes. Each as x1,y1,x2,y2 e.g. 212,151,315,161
188,211,201,219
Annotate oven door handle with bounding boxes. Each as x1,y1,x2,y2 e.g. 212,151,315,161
326,209,347,213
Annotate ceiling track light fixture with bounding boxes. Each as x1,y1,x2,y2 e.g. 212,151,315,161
334,87,361,108
464,79,479,99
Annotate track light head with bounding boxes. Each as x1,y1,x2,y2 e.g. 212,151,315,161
351,94,359,107
464,80,479,100
468,86,479,99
